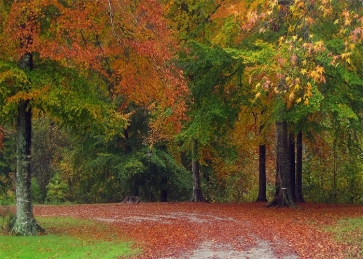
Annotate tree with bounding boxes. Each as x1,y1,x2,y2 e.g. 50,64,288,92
1,0,185,235
218,0,363,206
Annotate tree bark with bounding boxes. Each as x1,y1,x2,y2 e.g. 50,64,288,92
256,144,267,202
295,131,304,202
160,174,168,202
190,139,208,202
289,132,296,201
12,98,44,235
12,53,43,235
266,121,296,208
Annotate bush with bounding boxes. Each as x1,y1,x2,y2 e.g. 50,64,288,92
46,174,69,204
0,199,15,233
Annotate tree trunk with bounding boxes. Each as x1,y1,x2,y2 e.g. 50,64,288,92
12,100,44,235
266,121,296,208
190,139,208,202
289,132,296,201
256,144,267,202
160,174,168,202
12,53,43,236
295,131,304,202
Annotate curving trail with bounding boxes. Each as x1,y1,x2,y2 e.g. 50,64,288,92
34,202,363,258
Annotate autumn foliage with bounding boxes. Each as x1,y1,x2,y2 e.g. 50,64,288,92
0,0,188,141
35,203,363,259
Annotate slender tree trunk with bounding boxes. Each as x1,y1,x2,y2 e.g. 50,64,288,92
160,174,168,202
190,139,208,202
266,121,296,208
289,132,296,201
12,53,43,236
295,131,304,202
256,144,267,202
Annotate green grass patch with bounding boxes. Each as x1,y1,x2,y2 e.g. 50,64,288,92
326,217,363,258
0,217,140,259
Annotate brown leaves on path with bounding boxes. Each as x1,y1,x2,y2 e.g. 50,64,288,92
34,202,363,258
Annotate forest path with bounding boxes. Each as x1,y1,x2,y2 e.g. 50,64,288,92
35,202,362,258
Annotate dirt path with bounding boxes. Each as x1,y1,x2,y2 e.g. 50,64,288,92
34,202,362,258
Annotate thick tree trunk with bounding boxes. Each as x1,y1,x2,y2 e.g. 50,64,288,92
190,139,208,202
256,144,267,202
289,132,296,200
295,131,304,202
12,53,43,235
12,98,44,235
266,121,296,208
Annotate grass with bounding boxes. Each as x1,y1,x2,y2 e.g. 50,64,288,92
0,216,140,259
326,217,363,258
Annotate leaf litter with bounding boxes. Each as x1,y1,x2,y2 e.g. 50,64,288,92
35,202,363,258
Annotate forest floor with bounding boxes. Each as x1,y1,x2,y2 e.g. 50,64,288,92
34,202,363,259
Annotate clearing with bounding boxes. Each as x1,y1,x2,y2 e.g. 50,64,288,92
35,202,363,258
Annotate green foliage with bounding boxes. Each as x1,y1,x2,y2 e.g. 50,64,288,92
46,174,69,204
0,128,15,200
31,178,42,204
180,41,244,145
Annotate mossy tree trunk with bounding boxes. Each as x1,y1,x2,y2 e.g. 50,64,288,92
11,53,44,236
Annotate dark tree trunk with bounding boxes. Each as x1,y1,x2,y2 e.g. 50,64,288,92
266,121,296,208
160,174,168,202
256,144,267,202
295,130,304,202
289,132,296,201
190,139,208,202
12,53,44,236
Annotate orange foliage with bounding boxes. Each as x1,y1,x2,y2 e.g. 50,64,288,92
1,0,188,142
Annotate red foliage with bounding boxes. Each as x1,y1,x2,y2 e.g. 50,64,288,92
35,202,363,258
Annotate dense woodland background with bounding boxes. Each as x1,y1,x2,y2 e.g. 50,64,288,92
0,0,362,213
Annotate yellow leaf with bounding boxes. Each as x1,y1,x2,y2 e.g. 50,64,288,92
296,97,302,104
316,65,324,75
304,98,309,105
302,60,307,66
300,69,307,75
255,92,261,99
334,19,339,24
288,92,295,101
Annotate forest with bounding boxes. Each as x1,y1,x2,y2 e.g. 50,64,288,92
0,0,362,236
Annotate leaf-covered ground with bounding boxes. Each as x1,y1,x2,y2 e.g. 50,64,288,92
35,202,363,258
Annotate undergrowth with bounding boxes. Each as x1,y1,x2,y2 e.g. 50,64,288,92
0,200,15,233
